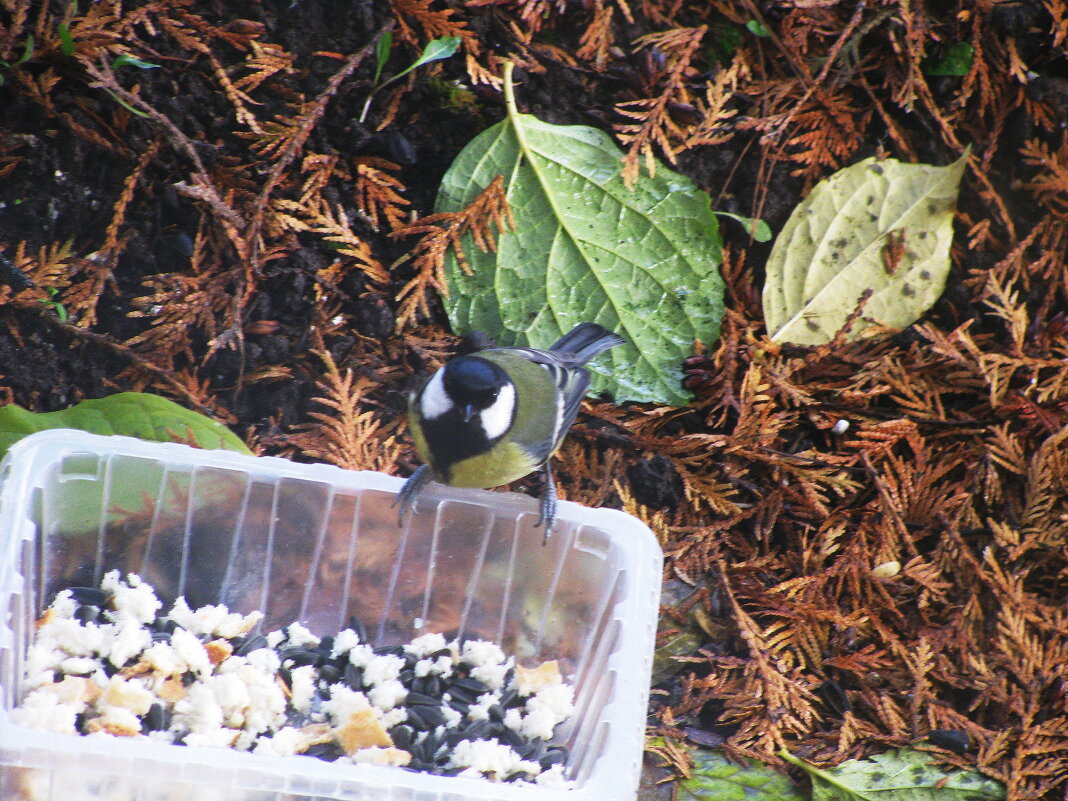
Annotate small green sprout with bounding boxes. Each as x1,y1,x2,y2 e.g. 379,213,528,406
0,35,34,86
923,42,975,77
39,287,68,322
746,19,772,37
111,54,161,71
359,34,462,124
715,211,772,242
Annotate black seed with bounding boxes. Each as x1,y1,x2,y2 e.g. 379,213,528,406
454,677,489,696
344,663,363,689
499,727,524,748
390,725,414,750
518,740,545,761
318,664,340,685
406,759,429,772
399,669,415,686
447,697,471,715
540,747,568,770
143,703,170,732
462,719,494,740
317,635,335,655
439,767,464,777
488,704,505,722
498,689,519,708
73,604,100,624
430,648,452,660
102,662,118,677
406,691,439,707
280,647,323,667
506,771,533,783
68,587,108,606
445,686,475,705
417,705,447,729
409,738,430,762
452,662,472,679
421,730,443,755
445,729,467,747
302,742,343,761
406,707,428,731
373,645,406,657
422,676,442,696
235,634,268,656
75,712,89,733
279,667,292,689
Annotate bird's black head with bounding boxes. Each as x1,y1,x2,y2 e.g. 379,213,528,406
417,356,516,478
442,356,511,420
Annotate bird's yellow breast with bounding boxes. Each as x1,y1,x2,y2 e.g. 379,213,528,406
442,441,540,489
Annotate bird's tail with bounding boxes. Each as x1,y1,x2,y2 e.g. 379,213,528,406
550,323,625,364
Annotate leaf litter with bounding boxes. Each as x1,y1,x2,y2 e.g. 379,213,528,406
1,1,1068,799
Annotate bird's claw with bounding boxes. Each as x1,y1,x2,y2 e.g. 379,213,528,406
535,463,558,544
396,465,430,528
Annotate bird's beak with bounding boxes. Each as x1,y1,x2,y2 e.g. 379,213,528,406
461,404,477,422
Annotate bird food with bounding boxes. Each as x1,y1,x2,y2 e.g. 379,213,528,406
14,572,575,787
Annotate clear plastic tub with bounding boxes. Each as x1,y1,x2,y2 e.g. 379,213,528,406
0,430,661,801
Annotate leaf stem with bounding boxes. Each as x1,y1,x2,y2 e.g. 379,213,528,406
502,60,518,121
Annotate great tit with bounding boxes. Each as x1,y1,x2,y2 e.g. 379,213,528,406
398,323,625,537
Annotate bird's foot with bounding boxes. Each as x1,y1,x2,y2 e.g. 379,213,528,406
535,463,558,544
396,465,430,528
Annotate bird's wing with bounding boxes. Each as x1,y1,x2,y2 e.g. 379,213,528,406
509,348,591,457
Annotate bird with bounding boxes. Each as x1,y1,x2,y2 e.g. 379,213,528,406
398,323,625,538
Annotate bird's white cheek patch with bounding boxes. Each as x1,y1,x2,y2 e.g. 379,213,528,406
479,383,515,441
419,370,453,420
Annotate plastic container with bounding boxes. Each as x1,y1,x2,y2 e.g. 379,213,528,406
0,430,661,801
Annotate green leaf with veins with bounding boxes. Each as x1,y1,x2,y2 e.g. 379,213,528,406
0,392,250,461
437,62,724,405
646,740,804,801
781,748,1004,800
763,154,966,346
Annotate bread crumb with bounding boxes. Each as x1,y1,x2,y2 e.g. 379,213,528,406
334,707,392,754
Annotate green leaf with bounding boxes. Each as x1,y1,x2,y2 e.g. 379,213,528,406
438,63,725,405
923,43,975,77
391,35,461,84
0,392,251,461
647,741,804,801
651,629,705,684
716,211,772,242
58,22,74,57
16,34,35,65
681,752,804,800
373,30,393,84
746,19,772,37
781,748,1004,800
111,54,160,70
4,34,35,69
763,153,967,345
